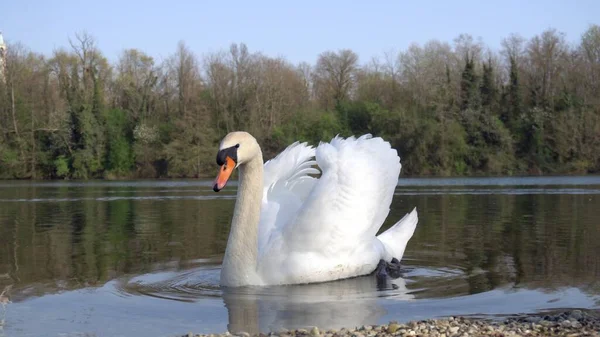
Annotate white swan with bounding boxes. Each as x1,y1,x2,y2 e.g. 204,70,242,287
212,131,418,287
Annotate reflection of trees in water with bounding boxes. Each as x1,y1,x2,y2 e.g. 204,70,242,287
0,183,235,300
392,191,600,296
0,183,599,302
503,193,600,291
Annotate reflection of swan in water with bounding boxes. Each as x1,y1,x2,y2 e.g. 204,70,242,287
118,265,415,334
222,274,414,334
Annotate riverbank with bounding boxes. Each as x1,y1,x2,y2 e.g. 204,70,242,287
180,309,600,337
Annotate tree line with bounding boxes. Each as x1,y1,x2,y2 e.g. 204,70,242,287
0,25,599,179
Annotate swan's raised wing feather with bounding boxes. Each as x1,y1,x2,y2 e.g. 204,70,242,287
258,142,319,252
281,134,401,257
262,142,319,196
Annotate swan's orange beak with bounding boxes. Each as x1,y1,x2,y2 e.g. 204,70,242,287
213,156,235,192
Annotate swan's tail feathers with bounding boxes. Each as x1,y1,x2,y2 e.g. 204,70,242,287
376,207,418,262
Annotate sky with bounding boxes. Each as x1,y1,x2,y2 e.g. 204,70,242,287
2,0,599,65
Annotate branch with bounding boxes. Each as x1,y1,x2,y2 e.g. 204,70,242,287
5,128,60,134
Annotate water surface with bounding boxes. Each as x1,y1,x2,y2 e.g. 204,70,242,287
0,176,599,337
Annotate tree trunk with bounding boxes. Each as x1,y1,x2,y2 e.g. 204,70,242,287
31,108,36,179
10,83,25,165
10,85,18,138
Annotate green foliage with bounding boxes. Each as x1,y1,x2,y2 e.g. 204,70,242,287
104,109,134,176
335,101,372,135
460,54,481,111
1,26,600,179
162,119,216,178
480,59,497,109
461,109,516,174
271,109,348,150
53,155,70,178
0,145,19,178
504,57,523,130
66,105,106,179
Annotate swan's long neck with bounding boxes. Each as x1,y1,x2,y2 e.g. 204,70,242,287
220,154,263,287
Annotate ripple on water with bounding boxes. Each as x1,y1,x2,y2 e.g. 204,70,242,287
115,266,223,302
110,259,469,305
101,261,473,334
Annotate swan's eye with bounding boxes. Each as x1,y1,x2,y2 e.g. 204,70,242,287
235,144,240,148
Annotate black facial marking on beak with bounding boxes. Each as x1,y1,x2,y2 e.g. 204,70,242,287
216,146,238,166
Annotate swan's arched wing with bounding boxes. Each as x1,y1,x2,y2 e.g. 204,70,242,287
280,134,401,258
258,142,319,252
262,141,318,195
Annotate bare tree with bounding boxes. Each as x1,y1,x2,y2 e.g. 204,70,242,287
525,28,568,108
296,61,313,102
204,50,234,133
580,25,600,105
500,33,527,76
68,32,108,106
453,34,485,65
251,55,308,136
113,49,158,121
313,49,359,110
399,40,455,109
355,56,385,104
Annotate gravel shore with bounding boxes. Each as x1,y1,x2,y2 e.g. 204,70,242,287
180,309,600,337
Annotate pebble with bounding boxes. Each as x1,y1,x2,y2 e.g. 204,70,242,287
179,309,600,337
571,310,583,320
386,323,399,334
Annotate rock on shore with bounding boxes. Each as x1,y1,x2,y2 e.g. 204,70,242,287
180,309,600,337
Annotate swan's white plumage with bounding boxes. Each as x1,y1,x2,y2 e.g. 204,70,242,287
248,134,418,286
258,141,319,253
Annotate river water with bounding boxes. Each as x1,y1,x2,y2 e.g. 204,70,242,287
0,176,599,336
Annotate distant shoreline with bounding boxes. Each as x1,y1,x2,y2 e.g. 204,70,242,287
2,172,600,182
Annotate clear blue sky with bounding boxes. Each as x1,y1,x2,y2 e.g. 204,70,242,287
2,0,599,65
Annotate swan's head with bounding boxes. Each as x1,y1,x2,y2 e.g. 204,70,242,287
213,131,260,192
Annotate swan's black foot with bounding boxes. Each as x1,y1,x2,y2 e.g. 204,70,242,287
375,257,403,287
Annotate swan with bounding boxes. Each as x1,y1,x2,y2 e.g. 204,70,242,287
212,131,418,287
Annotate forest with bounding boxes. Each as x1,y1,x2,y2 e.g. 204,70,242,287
0,25,599,179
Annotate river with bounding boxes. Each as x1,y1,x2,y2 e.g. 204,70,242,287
0,176,599,336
